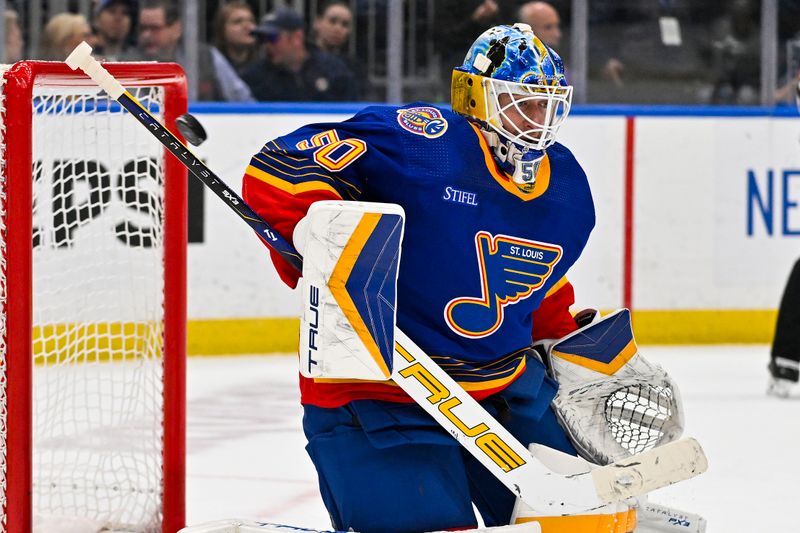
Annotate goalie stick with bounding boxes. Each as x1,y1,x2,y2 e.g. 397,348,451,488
65,41,707,516
637,499,707,533
65,42,302,271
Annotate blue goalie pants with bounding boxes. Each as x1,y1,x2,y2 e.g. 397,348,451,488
302,355,577,533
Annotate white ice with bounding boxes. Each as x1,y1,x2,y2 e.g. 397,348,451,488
185,346,800,532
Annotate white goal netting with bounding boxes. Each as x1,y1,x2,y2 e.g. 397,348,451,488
1,67,173,532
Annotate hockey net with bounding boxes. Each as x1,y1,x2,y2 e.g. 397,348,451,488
0,62,187,533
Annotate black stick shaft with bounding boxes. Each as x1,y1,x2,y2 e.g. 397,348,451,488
118,91,303,273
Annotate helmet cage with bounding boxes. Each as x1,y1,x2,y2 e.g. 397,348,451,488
483,77,572,151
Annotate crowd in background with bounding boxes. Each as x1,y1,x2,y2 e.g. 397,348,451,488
3,0,365,102
3,0,800,105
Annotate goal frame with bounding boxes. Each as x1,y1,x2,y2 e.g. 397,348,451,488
1,61,187,533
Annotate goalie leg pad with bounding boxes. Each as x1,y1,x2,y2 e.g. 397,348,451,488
510,443,637,533
296,200,405,381
514,506,636,533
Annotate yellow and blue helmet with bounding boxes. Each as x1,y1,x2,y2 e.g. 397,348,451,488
452,23,572,153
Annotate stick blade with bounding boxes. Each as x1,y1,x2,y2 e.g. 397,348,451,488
592,437,708,504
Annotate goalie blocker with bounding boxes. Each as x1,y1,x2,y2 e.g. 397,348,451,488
294,200,404,381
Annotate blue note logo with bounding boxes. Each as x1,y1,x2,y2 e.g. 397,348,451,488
396,107,448,138
445,232,562,338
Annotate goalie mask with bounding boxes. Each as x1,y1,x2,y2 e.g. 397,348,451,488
452,24,572,191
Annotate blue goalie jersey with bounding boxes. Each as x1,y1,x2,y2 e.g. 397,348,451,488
242,103,595,407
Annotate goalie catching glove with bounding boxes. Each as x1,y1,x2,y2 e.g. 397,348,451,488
505,309,688,532
538,308,685,466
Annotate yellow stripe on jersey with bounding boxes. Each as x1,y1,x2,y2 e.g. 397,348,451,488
254,152,363,197
544,276,569,297
258,150,327,171
245,164,343,198
457,357,526,391
251,153,337,182
470,123,551,201
313,355,526,392
266,140,305,161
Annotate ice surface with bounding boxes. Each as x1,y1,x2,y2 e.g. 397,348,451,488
185,346,800,532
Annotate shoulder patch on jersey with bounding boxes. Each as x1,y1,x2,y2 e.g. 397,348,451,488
445,231,563,338
396,106,448,139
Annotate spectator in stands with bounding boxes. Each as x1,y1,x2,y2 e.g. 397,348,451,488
212,0,259,76
518,1,561,48
4,9,24,63
92,0,135,61
587,0,711,104
311,0,365,99
313,0,352,54
131,0,182,61
39,13,94,60
774,68,800,104
773,3,800,106
435,1,520,71
242,7,357,102
708,0,760,104
434,1,519,96
129,0,253,102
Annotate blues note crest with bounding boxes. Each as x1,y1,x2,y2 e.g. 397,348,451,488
445,231,562,338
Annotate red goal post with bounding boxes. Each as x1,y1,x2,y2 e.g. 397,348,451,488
0,61,187,532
